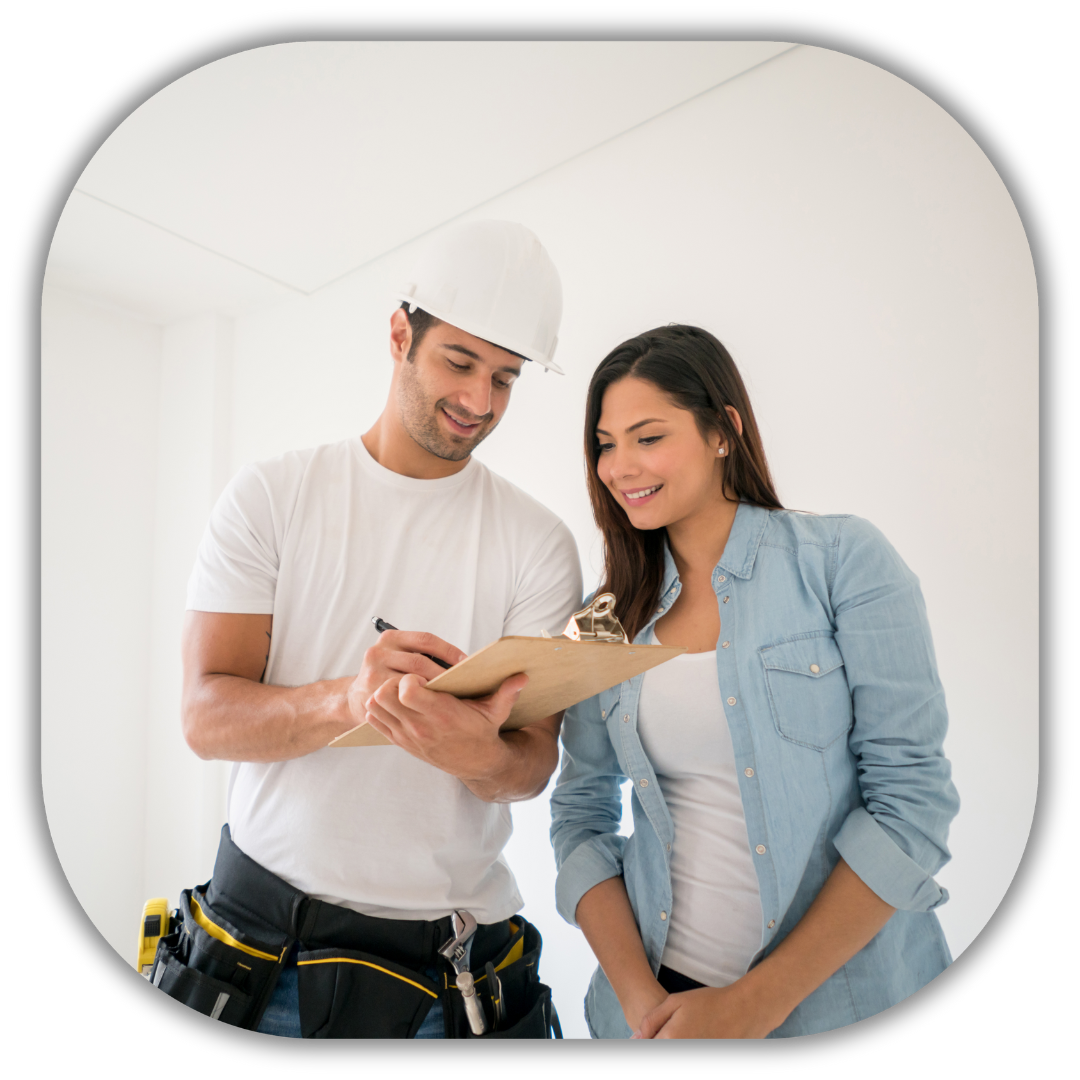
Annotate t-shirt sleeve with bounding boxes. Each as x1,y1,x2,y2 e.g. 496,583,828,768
502,519,584,638
186,464,283,614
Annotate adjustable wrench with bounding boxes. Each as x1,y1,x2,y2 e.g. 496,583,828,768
438,910,487,1036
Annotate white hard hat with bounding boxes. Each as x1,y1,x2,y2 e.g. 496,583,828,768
393,220,564,374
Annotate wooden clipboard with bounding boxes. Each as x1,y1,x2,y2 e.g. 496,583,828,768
329,635,686,748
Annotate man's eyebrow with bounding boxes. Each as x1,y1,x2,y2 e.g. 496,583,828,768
441,343,481,360
595,418,667,437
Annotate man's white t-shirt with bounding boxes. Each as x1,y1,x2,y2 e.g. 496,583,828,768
186,436,582,924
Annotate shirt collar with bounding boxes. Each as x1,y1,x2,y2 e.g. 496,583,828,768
659,501,771,595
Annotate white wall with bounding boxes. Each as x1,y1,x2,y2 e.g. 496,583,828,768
143,315,235,909
41,287,161,958
41,44,1037,1037
41,293,236,962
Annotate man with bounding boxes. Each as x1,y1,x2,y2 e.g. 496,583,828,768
166,220,583,1038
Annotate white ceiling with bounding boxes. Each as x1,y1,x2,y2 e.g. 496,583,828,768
45,41,794,323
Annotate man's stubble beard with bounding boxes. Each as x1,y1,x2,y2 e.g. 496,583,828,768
397,361,498,462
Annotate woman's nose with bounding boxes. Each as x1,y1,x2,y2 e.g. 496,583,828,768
609,448,639,480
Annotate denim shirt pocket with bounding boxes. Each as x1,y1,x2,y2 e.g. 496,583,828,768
760,631,853,749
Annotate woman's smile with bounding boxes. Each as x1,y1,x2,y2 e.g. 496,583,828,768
620,483,664,505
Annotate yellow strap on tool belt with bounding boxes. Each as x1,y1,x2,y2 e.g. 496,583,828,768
189,896,282,963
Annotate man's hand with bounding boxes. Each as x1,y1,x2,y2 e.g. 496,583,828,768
347,629,468,722
363,670,559,802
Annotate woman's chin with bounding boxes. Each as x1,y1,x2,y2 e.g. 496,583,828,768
624,506,668,531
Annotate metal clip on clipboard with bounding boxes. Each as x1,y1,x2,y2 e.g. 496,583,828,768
561,592,630,644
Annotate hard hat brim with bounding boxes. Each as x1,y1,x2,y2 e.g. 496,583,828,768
391,292,565,375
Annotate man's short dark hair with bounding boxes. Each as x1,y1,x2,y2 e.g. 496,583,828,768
400,302,440,360
399,301,530,365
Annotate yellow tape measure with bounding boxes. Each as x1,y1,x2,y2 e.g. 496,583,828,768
137,898,172,977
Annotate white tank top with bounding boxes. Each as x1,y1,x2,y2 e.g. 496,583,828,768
637,633,764,986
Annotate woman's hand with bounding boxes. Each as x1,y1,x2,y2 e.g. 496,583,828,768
633,979,784,1040
633,860,897,1039
621,979,670,1035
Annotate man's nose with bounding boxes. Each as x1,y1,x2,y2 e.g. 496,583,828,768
457,375,493,419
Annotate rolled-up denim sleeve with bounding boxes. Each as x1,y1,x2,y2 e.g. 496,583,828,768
829,516,960,911
549,694,628,927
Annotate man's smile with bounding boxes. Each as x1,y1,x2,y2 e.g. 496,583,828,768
441,408,484,436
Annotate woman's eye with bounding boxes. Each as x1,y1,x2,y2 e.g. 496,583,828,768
597,442,614,454
639,435,662,446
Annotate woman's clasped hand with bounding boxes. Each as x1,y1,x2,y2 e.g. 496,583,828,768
633,984,778,1040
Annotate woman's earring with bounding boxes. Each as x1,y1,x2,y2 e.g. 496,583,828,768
717,447,726,456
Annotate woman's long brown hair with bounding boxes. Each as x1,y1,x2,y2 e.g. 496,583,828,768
585,324,783,642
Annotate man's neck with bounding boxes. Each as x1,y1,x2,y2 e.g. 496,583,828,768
361,413,471,480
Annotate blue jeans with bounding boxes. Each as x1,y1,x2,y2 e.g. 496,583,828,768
256,952,457,1039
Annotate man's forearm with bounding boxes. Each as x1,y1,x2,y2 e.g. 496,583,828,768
458,721,560,803
183,673,356,762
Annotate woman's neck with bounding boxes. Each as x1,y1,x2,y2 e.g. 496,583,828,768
666,494,741,579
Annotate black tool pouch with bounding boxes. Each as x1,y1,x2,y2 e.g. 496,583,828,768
150,886,289,1029
447,917,562,1039
296,947,440,1038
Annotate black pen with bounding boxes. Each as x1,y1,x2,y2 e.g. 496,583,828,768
372,617,453,669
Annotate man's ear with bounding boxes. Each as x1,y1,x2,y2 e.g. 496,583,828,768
390,307,413,365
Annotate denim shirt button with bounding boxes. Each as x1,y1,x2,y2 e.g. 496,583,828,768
717,575,726,583
727,697,737,706
723,595,730,603
744,767,754,777
755,844,767,855
767,920,775,929
721,641,730,648
622,714,630,723
601,709,606,718
639,778,649,788
659,911,667,921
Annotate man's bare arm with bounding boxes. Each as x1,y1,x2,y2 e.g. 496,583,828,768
458,713,563,802
181,613,464,762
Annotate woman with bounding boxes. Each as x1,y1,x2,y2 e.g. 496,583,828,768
550,325,959,1039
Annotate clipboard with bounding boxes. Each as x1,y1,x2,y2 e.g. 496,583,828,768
329,635,686,748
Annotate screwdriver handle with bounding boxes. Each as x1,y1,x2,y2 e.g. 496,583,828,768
456,971,488,1036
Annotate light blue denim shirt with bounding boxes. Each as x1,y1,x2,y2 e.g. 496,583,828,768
550,503,960,1038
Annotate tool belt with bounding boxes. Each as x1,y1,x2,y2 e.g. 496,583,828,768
149,825,561,1039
